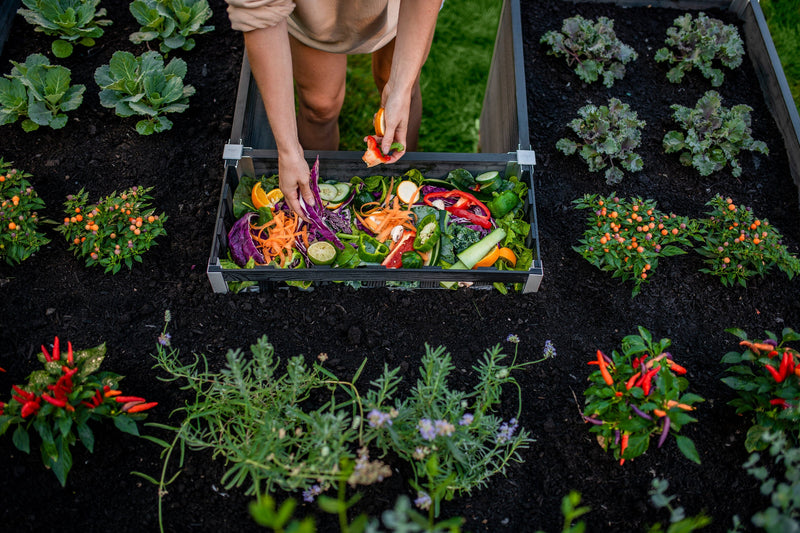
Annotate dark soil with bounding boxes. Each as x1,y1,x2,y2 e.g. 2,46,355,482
1,1,799,532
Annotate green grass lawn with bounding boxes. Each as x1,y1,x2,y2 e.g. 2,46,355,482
762,0,800,113
338,0,502,153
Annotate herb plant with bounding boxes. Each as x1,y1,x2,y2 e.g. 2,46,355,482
573,194,699,297
540,15,638,87
0,53,85,132
583,326,704,465
695,195,800,287
0,158,50,265
743,430,800,532
654,12,744,87
16,0,112,58
363,339,545,517
94,50,195,135
663,90,768,177
0,336,157,486
129,0,214,54
56,186,167,273
722,327,800,452
556,98,645,185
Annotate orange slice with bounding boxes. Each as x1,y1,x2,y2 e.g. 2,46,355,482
252,182,283,209
374,107,386,137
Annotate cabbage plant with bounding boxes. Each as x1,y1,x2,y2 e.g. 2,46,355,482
16,0,112,58
0,54,85,131
94,50,195,135
129,0,214,53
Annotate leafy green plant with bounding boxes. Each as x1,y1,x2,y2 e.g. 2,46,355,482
663,90,768,178
573,194,699,297
556,98,645,184
648,478,712,532
695,195,800,287
0,53,85,131
540,15,637,87
56,186,167,273
129,0,214,54
535,491,590,533
721,327,800,452
94,50,195,135
363,337,551,517
583,326,704,465
0,336,156,486
16,0,112,58
654,12,744,87
0,158,50,264
743,430,800,532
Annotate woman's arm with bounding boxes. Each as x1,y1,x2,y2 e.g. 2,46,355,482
380,0,441,160
244,22,314,217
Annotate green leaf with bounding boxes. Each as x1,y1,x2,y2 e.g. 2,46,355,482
76,421,95,453
12,426,31,453
675,435,700,464
52,40,73,58
317,495,346,514
113,414,140,436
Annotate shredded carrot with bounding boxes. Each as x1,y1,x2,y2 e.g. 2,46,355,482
250,210,306,266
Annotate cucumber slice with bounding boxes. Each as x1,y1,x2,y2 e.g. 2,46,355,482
332,182,351,202
308,241,338,265
476,171,500,193
318,183,340,202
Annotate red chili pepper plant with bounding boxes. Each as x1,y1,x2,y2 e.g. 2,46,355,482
582,326,704,465
573,194,700,297
721,327,800,452
0,336,157,486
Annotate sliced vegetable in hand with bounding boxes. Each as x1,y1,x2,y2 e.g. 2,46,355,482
363,135,404,167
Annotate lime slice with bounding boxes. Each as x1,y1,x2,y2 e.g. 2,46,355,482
308,241,338,265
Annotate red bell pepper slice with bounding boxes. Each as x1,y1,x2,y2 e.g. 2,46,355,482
423,190,492,229
363,136,391,168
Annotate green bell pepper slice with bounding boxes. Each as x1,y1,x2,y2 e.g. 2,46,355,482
413,213,441,252
401,251,424,269
357,234,390,263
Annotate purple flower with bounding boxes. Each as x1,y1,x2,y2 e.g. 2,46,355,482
459,413,474,426
434,419,455,438
496,418,519,444
158,332,172,347
543,340,557,359
414,491,432,510
367,409,393,428
303,484,323,503
418,418,437,440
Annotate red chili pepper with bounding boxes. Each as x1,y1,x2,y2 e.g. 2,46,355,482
12,385,35,402
41,344,52,362
625,372,641,390
770,398,788,409
126,401,158,414
53,337,60,361
778,351,792,381
641,366,661,396
668,360,687,375
42,394,68,408
20,398,41,418
115,396,147,403
66,341,74,365
768,350,779,358
765,364,784,383
120,401,144,412
423,190,493,229
104,389,122,398
596,350,614,386
619,432,629,465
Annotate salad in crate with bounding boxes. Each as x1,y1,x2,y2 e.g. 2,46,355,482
223,157,534,288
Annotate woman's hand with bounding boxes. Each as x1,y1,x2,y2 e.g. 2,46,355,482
278,149,313,221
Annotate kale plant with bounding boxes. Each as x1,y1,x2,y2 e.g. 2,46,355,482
654,12,744,87
663,90,768,177
17,0,112,58
94,50,195,135
129,0,214,54
540,15,638,87
556,98,645,185
0,54,85,131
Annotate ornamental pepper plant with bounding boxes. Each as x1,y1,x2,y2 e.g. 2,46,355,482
721,327,800,452
573,194,701,297
0,158,50,265
582,326,704,465
0,337,157,486
696,195,800,287
56,186,167,273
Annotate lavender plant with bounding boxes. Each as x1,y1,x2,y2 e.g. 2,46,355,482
557,98,645,185
654,12,744,87
663,91,768,177
540,15,638,87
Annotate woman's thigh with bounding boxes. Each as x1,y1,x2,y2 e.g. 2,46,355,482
289,36,348,121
